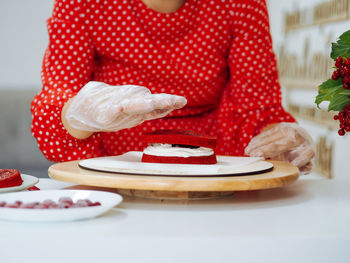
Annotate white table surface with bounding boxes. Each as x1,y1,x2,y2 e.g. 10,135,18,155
1,177,350,263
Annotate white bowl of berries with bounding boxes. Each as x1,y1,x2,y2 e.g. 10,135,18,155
0,190,123,222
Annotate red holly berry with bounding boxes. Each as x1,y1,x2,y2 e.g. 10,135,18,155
338,129,346,136
332,69,341,80
340,69,346,78
342,66,350,76
344,75,350,84
343,83,350,90
335,57,344,68
344,58,350,66
334,105,350,136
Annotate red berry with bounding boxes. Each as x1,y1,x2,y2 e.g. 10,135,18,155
335,57,344,68
344,75,350,83
58,197,73,205
5,204,20,208
33,204,48,209
14,201,22,206
75,199,89,207
345,104,350,111
345,126,350,132
340,69,346,78
59,203,71,209
344,83,350,90
85,199,93,206
338,129,346,136
43,201,53,206
332,70,341,80
49,204,59,209
334,115,339,120
343,66,350,75
20,202,38,209
345,58,350,66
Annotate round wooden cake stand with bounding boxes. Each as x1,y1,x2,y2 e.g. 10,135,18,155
48,160,299,200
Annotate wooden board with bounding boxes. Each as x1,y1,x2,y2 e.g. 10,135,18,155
48,160,299,198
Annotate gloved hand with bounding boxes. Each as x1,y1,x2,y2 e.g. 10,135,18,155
244,122,315,174
65,81,187,132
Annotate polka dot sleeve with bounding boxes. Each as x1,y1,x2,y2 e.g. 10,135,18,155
31,0,105,162
217,0,296,155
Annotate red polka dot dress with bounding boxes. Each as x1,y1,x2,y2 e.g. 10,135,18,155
31,0,295,162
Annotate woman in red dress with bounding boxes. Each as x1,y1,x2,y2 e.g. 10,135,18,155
31,0,315,173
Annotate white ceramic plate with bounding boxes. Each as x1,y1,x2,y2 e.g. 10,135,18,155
0,190,123,222
79,151,274,177
0,174,39,193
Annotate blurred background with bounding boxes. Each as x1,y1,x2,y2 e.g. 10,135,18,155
0,0,349,178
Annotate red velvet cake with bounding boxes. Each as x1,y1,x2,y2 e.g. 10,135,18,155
0,169,23,188
141,130,217,164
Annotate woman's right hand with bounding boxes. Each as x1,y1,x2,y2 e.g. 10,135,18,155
62,81,187,138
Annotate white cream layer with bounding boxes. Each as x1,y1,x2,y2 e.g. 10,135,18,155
143,143,214,157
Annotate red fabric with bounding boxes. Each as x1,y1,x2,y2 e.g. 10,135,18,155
31,0,295,162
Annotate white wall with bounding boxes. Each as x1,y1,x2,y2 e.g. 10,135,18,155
0,0,54,89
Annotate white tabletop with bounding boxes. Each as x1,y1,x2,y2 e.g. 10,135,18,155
1,177,350,263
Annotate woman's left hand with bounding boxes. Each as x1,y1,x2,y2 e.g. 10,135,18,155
244,123,315,174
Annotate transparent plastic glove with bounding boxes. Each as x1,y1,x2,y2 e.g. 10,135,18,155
244,123,315,174
65,81,187,132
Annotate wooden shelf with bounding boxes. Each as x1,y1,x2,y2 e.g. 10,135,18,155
287,104,338,130
285,15,349,32
280,78,322,90
294,112,338,130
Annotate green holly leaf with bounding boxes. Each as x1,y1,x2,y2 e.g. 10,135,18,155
318,78,343,91
338,90,350,96
328,93,350,111
315,78,343,108
331,30,350,59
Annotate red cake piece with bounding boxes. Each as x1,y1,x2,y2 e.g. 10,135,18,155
141,130,217,164
0,169,23,188
142,154,217,164
142,129,216,149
